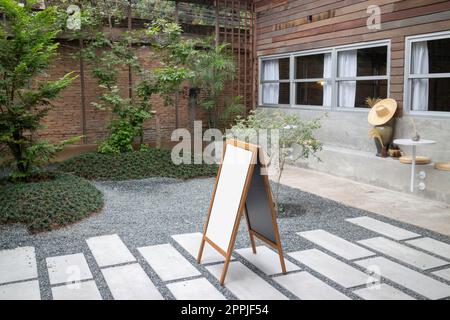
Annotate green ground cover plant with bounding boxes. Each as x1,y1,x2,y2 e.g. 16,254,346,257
58,148,217,181
0,173,103,232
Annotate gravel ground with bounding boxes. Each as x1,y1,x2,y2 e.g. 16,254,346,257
1,177,450,300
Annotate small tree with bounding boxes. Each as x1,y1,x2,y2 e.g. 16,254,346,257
0,0,77,179
189,38,242,129
229,110,322,208
80,27,151,154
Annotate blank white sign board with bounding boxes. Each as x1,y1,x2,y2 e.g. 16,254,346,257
205,144,254,252
198,140,286,286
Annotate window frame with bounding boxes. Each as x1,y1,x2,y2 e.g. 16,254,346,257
293,49,333,109
258,39,391,112
404,31,450,118
259,55,291,107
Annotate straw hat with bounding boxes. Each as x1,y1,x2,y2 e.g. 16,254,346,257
368,98,397,126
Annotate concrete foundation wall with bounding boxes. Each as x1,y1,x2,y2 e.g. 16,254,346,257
261,106,450,204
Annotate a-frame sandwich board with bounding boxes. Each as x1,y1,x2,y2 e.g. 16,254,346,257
197,139,287,285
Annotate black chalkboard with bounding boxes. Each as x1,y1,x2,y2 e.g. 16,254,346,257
245,160,276,243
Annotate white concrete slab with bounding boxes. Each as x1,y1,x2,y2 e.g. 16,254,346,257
235,246,300,275
288,249,368,288
167,278,226,300
46,253,93,285
346,217,419,240
206,261,287,300
358,237,448,270
432,268,450,282
274,271,350,300
138,244,201,281
0,280,40,300
354,284,415,300
0,246,37,284
51,280,102,300
356,257,450,299
298,229,374,260
406,238,450,260
86,234,135,268
101,263,163,300
280,166,450,237
172,232,227,264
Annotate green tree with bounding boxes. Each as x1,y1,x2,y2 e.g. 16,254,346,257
0,0,77,179
229,110,322,209
189,38,242,129
80,27,149,154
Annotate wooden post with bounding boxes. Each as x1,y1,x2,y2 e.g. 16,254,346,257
79,36,87,143
155,113,161,149
237,0,241,98
127,0,133,100
175,0,179,23
151,110,161,149
215,0,220,48
188,88,197,149
174,1,180,129
251,0,256,109
231,0,235,98
244,1,248,110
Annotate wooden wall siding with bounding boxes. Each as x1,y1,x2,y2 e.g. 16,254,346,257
261,0,450,43
255,0,450,112
256,1,450,54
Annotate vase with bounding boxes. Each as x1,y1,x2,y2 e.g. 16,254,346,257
373,118,394,157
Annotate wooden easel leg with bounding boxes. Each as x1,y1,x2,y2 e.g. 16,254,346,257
249,233,257,254
197,236,206,264
220,254,232,286
220,208,247,286
277,243,287,274
244,206,257,254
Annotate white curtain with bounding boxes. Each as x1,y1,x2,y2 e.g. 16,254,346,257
411,41,429,111
323,53,332,106
262,60,279,104
338,50,357,108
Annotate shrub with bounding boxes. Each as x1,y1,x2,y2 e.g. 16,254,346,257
0,0,78,179
0,173,104,232
58,148,217,180
229,109,323,210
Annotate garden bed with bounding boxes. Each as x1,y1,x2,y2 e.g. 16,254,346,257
0,173,104,232
57,148,218,181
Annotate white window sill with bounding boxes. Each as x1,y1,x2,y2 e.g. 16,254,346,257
258,104,371,113
404,111,450,119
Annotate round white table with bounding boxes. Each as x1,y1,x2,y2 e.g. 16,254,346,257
393,139,436,192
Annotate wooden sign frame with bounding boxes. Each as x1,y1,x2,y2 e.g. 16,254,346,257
197,139,287,285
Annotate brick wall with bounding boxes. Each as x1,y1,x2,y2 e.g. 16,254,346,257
37,40,209,147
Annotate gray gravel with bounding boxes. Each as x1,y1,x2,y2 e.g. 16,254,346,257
1,177,450,300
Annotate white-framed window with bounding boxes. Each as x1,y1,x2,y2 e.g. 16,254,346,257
294,51,333,107
260,56,291,105
259,40,390,110
336,44,389,109
404,31,450,115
